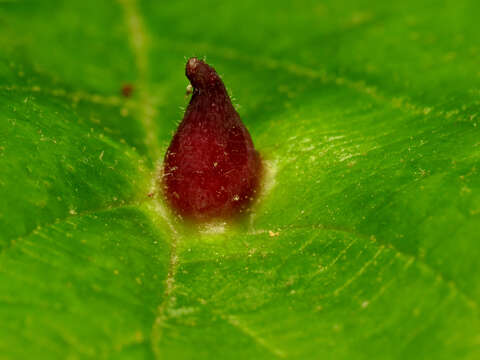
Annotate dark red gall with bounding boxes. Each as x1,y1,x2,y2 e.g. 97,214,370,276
162,58,262,221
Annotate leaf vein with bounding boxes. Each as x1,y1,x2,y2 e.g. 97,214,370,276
117,0,162,161
0,198,152,258
220,313,287,358
148,197,181,358
250,223,479,311
115,1,185,357
163,39,450,121
0,84,129,108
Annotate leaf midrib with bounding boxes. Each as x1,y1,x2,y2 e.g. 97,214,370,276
115,1,183,357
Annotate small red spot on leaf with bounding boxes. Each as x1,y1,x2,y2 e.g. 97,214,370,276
162,58,262,221
121,83,134,97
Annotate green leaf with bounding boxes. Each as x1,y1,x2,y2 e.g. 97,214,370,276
1,0,479,359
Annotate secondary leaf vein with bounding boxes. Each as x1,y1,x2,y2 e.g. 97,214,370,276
0,197,152,258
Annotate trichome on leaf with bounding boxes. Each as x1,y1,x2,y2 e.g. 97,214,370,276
162,57,262,221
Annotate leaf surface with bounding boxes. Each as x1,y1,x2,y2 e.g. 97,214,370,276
0,0,479,359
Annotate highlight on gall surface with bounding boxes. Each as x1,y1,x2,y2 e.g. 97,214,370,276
162,57,262,221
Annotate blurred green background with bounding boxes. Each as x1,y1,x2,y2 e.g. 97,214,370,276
0,0,479,359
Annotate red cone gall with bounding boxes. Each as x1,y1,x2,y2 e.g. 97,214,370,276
162,58,262,221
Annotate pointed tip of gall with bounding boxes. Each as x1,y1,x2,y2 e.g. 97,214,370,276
185,57,223,91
